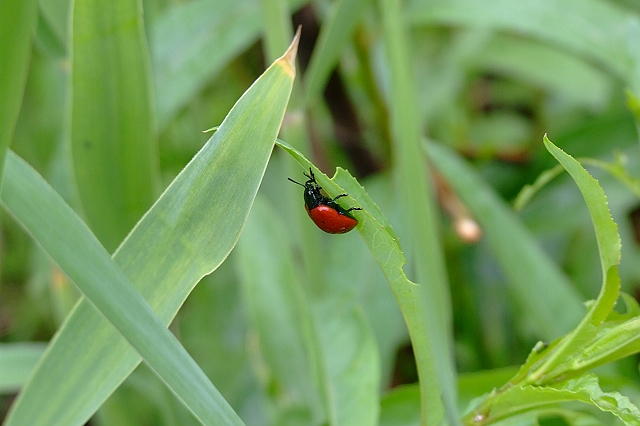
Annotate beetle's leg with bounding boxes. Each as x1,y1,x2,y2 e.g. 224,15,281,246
346,207,362,213
329,193,348,202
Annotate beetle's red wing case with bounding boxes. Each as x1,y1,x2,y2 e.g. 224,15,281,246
306,204,358,234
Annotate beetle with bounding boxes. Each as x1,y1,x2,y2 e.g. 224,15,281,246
288,168,362,234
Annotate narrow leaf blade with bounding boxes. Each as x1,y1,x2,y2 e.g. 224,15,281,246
70,0,159,252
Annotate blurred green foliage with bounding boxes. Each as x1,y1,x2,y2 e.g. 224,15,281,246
3,0,640,425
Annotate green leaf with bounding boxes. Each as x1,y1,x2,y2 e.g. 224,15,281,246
379,385,420,426
378,0,457,422
427,142,584,339
0,343,46,394
472,34,612,110
235,195,324,423
626,90,640,124
314,300,380,426
152,0,261,129
152,0,308,129
515,155,640,212
524,137,622,384
513,164,565,211
2,150,245,425
4,32,299,426
70,0,160,252
465,374,640,425
0,0,37,188
406,0,637,82
260,0,293,63
36,0,71,57
276,140,442,426
544,139,621,280
570,316,640,373
238,191,381,426
303,0,371,103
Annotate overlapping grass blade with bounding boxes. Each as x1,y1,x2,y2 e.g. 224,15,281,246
2,150,244,425
0,0,37,188
0,343,46,394
379,0,457,422
237,195,380,425
3,31,299,426
70,0,159,252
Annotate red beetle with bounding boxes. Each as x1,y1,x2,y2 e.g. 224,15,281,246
288,169,362,234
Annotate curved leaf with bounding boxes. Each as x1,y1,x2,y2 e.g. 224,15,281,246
525,137,622,383
464,374,640,425
427,142,584,339
277,140,441,426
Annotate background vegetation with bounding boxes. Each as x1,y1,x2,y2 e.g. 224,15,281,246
2,0,640,425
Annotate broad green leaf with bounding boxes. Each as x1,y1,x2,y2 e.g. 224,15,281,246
237,194,381,426
379,385,420,426
0,0,37,189
313,298,380,426
1,151,244,425
524,137,622,384
472,34,612,109
70,0,159,252
427,142,584,339
406,0,636,82
379,0,457,422
175,267,260,423
570,316,640,373
236,195,324,424
4,33,299,426
0,343,46,393
36,0,71,57
276,140,445,426
152,0,308,129
464,374,640,425
303,0,371,103
152,0,261,129
380,368,520,426
261,0,292,62
321,175,407,384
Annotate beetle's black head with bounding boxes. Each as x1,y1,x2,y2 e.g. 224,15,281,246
288,168,326,209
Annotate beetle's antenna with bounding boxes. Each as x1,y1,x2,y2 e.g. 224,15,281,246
288,178,305,187
305,168,316,182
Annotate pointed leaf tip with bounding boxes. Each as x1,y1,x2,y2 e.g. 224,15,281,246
279,26,301,77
